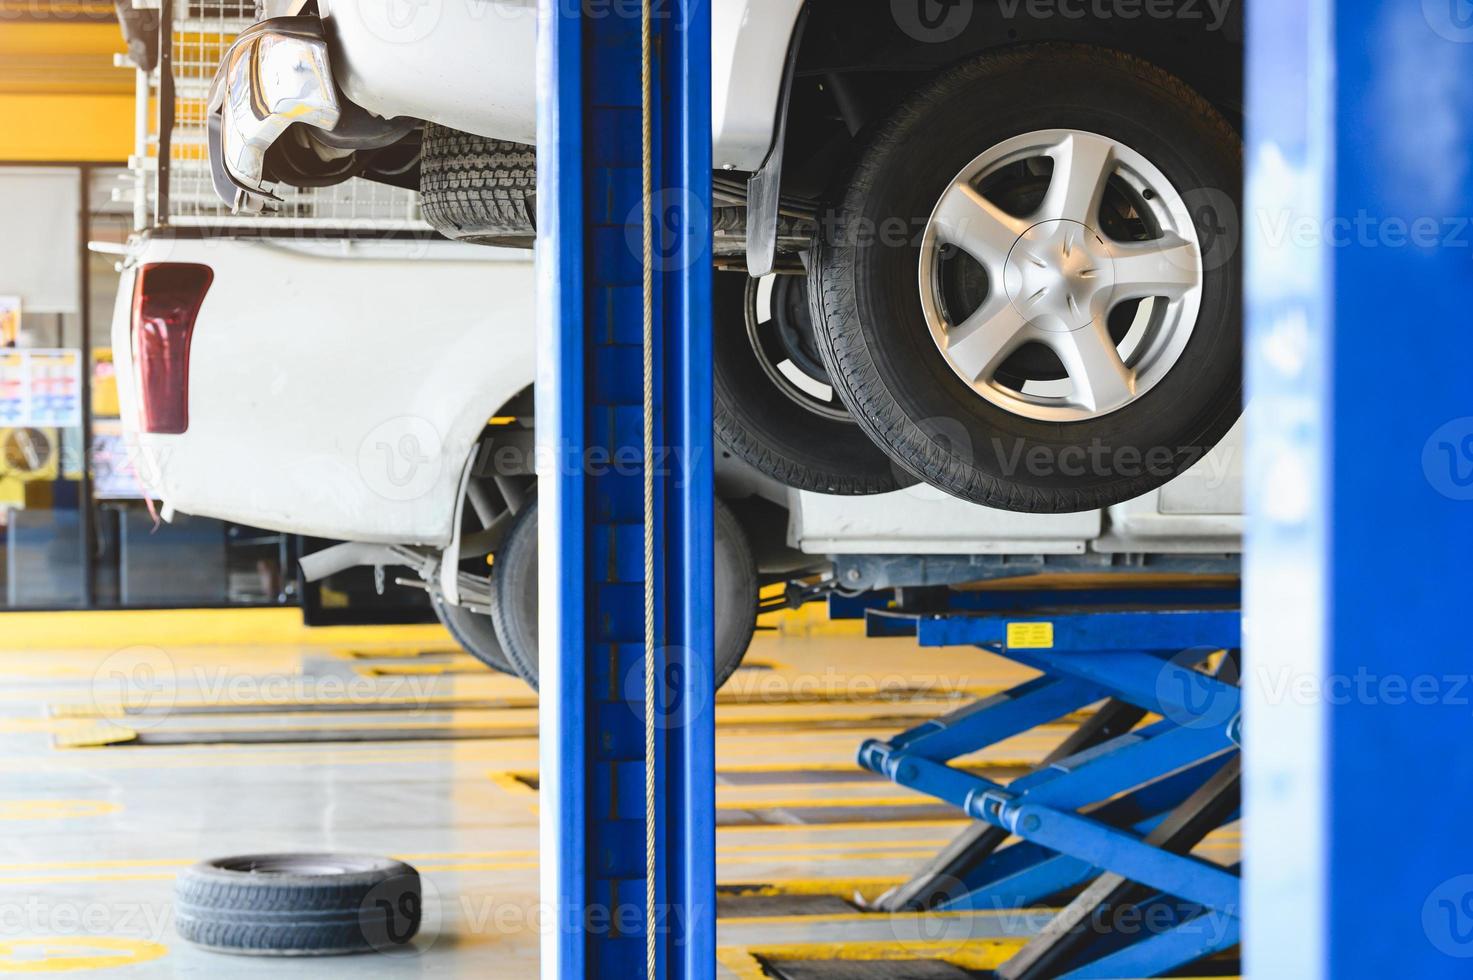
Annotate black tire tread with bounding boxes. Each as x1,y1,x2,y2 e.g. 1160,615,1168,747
488,500,540,689
174,856,418,954
712,397,899,495
419,123,536,244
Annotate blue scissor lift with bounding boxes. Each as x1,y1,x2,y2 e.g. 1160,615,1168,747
840,585,1244,978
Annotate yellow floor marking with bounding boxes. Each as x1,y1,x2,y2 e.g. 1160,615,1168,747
51,692,542,718
52,728,138,749
716,906,1058,928
0,800,118,820
0,937,167,972
0,858,194,872
720,878,904,903
0,608,448,651
49,709,972,744
487,769,1006,816
487,771,538,800
716,938,1025,979
339,648,462,660
46,684,995,720
0,854,917,888
0,873,180,886
0,836,955,876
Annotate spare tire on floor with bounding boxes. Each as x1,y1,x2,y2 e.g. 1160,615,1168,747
174,854,421,955
489,497,759,691
418,122,536,247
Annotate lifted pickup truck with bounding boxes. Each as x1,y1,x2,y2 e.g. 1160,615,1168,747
204,1,1245,516
111,227,1239,690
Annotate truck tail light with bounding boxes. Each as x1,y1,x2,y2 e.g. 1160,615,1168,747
131,263,213,434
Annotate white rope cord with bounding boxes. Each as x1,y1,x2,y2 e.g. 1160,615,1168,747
639,0,657,976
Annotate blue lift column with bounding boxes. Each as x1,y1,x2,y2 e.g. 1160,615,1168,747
536,1,714,978
1246,1,1473,976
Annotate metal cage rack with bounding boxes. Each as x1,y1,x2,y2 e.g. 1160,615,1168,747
120,0,429,231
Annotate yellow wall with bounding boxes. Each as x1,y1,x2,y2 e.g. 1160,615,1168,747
0,22,133,162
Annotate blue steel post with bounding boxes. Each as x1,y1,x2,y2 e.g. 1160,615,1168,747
1246,1,1473,977
536,1,715,978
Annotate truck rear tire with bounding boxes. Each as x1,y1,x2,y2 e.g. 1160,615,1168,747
430,593,514,675
418,123,536,247
489,497,759,692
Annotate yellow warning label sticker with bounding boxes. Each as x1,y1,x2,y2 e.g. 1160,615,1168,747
1006,622,1055,649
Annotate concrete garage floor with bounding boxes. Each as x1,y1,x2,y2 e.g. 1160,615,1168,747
0,609,1238,977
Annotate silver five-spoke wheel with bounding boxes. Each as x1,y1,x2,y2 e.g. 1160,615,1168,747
808,45,1241,513
919,129,1203,421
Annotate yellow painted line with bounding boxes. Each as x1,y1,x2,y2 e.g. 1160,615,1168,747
0,854,904,886
719,878,904,903
487,771,536,798
717,938,1025,980
0,859,193,873
0,608,450,651
717,906,1059,928
0,937,168,974
51,692,541,719
0,873,179,886
1,746,542,770
755,601,866,638
52,727,138,749
491,769,995,812
340,648,461,660
0,800,118,820
51,706,957,739
47,686,990,719
0,835,954,876
1,719,120,734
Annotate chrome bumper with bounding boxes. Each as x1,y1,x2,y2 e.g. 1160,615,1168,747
207,17,342,213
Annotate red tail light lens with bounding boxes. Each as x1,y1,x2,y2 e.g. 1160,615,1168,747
131,263,213,434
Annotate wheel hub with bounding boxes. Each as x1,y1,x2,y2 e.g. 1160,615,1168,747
917,129,1205,422
1002,218,1116,333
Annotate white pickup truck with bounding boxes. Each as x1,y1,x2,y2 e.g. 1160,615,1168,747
112,231,801,687
111,229,1240,688
205,1,1246,516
